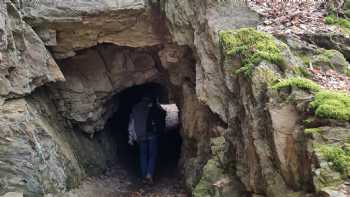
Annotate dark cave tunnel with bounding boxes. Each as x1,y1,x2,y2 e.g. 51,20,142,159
51,43,185,186
105,83,183,181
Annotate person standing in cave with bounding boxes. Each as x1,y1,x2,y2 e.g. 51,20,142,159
128,95,166,185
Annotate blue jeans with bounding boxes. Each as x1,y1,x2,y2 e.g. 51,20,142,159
139,136,158,178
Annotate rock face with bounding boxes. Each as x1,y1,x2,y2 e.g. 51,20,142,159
1,0,350,197
162,1,349,196
49,44,160,133
164,0,260,122
0,90,81,195
0,1,64,100
0,87,118,196
22,0,168,59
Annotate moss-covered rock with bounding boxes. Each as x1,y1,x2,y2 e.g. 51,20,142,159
312,49,350,73
309,126,350,193
193,137,243,197
313,161,344,189
304,127,323,134
220,28,285,77
325,14,350,35
316,144,350,176
272,77,321,92
292,66,312,78
310,90,350,121
344,0,350,10
345,67,350,77
193,158,224,197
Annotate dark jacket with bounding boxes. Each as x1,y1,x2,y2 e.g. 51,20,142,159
129,100,166,143
130,100,149,142
147,103,166,137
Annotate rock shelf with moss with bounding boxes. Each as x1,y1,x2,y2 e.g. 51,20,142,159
316,144,350,176
315,50,337,69
310,90,350,121
219,28,285,76
272,77,321,92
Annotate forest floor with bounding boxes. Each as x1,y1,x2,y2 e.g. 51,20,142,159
46,164,188,197
248,0,334,35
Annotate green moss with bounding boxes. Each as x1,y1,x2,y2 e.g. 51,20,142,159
271,77,321,92
345,9,350,18
293,66,312,78
299,54,312,66
325,15,350,35
344,0,350,10
310,90,350,121
304,127,323,134
220,28,285,77
303,117,314,125
315,164,344,189
311,49,349,73
315,49,339,69
253,67,281,85
316,144,350,176
345,67,350,77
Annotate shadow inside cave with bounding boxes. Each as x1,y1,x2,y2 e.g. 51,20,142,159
104,83,183,187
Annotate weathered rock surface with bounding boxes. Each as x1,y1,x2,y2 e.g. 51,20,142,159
0,1,64,100
0,92,81,196
1,0,350,197
49,44,160,133
0,87,118,196
164,0,260,122
22,0,168,59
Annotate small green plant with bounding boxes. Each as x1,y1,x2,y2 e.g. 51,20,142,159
316,144,350,176
310,90,350,121
304,127,323,134
220,28,285,77
271,77,321,92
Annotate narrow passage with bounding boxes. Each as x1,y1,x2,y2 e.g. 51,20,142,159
50,83,187,197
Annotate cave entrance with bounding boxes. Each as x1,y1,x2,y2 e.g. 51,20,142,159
104,82,183,183
49,43,187,194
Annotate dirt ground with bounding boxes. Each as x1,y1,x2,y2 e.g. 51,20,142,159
46,164,188,197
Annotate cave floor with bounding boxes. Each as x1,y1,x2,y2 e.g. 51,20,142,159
47,164,188,197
